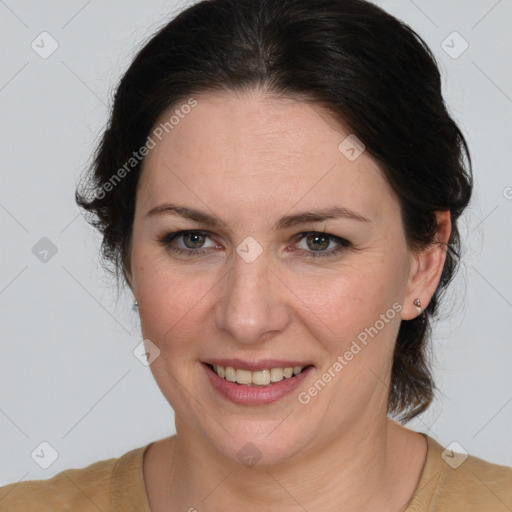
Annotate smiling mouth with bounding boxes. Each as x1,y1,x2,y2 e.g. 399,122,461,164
205,363,313,387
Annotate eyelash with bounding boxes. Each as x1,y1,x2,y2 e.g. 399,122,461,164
157,230,351,259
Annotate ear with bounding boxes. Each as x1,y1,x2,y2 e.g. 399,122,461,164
401,210,451,320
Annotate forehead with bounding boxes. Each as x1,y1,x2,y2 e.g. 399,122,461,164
136,90,399,225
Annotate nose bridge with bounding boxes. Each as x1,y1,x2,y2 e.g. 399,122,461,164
215,243,288,344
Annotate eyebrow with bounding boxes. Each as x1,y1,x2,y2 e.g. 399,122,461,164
144,203,371,230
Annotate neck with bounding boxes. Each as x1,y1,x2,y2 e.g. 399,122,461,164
160,415,421,512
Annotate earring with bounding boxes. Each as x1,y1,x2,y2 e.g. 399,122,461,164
413,298,421,315
133,300,138,311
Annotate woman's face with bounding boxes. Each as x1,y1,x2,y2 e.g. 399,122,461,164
127,90,422,465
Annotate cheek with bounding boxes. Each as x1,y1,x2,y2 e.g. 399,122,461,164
291,260,403,359
135,259,218,352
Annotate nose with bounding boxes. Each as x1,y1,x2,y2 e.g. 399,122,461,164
214,247,290,345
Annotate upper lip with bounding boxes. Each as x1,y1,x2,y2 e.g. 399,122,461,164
203,358,313,371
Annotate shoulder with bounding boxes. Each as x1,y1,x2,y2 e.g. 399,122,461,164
0,456,117,512
408,434,512,512
0,443,151,512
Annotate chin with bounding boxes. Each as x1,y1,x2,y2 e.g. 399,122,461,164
193,415,319,467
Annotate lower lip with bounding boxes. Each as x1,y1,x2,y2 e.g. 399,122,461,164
202,363,313,405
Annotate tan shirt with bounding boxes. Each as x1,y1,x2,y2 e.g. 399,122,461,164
0,433,511,511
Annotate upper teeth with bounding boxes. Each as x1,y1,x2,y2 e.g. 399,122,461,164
212,365,305,386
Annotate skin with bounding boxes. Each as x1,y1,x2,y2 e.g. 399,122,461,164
125,89,451,512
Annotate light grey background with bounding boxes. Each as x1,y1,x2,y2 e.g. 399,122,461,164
1,0,511,487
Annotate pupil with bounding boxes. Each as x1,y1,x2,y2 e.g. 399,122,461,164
184,233,205,248
307,234,329,251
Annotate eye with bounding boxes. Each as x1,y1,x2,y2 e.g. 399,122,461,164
291,231,351,259
157,230,217,256
157,230,351,259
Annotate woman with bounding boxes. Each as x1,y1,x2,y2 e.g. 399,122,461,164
1,0,510,510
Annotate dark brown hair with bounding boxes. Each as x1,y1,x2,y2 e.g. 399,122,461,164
75,0,473,423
